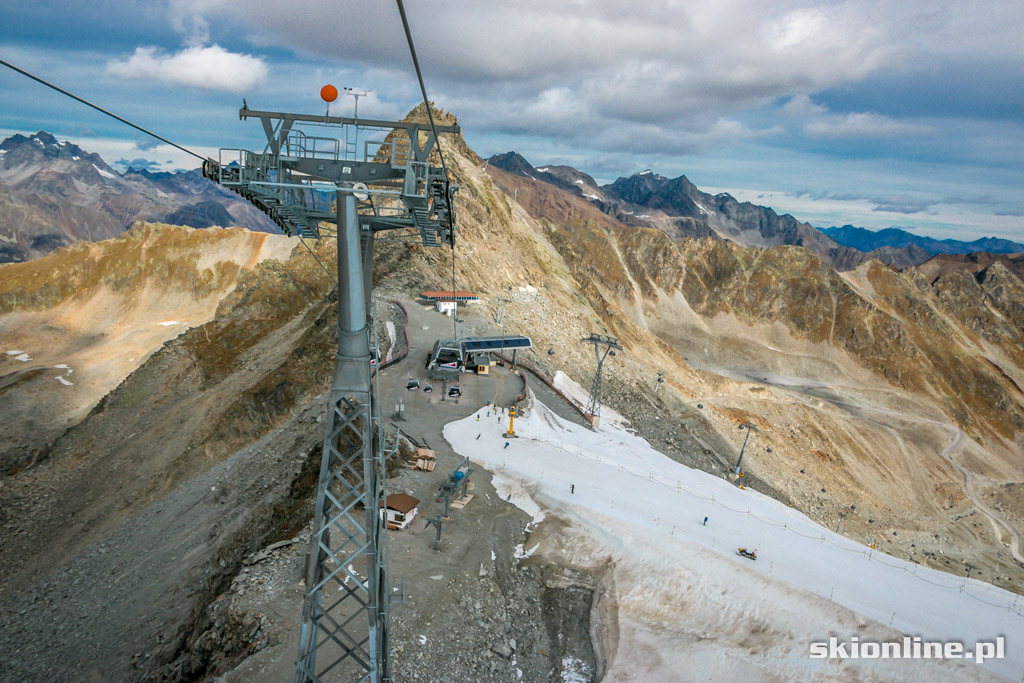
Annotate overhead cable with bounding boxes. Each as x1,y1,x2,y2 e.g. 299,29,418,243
0,57,207,161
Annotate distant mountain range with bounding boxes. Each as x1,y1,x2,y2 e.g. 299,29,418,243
0,131,279,263
486,152,930,271
819,225,1024,256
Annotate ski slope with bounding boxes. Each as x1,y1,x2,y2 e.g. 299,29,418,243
444,394,1023,681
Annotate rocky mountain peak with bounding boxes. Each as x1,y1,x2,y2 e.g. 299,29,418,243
487,151,537,177
0,130,106,168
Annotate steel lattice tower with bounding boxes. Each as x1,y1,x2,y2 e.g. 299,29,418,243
581,334,622,426
204,104,458,683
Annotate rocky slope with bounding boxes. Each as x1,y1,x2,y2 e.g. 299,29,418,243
0,131,279,263
406,127,1024,590
0,222,296,475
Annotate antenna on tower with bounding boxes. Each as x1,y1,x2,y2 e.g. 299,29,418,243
580,333,622,428
344,87,372,157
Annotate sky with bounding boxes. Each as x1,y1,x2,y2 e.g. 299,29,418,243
1,1,1023,243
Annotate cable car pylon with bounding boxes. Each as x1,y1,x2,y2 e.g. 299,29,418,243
204,93,458,682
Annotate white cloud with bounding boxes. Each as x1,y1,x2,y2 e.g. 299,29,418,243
780,94,828,118
107,45,268,93
804,112,937,139
175,1,902,138
782,95,937,139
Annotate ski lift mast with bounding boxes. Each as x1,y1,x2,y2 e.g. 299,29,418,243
204,98,458,683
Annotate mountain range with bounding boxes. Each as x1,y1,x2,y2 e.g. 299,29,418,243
489,151,1024,270
0,131,279,263
487,151,935,271
821,224,1024,256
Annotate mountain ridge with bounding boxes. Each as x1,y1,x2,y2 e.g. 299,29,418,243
0,131,280,263
487,152,930,271
821,224,1024,255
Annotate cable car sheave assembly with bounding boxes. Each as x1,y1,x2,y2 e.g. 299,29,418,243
203,97,459,683
202,104,458,245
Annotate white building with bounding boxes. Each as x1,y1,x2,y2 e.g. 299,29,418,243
381,493,419,530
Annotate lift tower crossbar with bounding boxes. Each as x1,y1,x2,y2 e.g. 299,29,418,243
204,104,458,683
580,334,622,427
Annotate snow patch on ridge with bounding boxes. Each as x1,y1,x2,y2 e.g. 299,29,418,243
91,163,117,180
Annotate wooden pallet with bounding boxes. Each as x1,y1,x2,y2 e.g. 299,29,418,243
449,494,474,510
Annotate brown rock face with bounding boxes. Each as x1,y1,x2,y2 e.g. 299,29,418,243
0,223,296,474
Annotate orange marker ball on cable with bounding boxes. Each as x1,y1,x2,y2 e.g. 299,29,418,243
320,84,338,103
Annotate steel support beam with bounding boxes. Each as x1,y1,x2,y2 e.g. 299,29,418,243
295,192,388,682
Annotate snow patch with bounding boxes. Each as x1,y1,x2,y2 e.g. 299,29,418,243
91,163,117,179
444,398,1023,681
13,353,31,362
560,655,592,683
55,376,74,386
157,320,183,326
513,543,540,559
551,370,629,428
6,350,24,355
537,166,550,172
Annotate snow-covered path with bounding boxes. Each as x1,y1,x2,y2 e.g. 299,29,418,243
444,395,1023,681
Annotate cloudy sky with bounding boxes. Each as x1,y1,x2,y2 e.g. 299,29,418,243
2,0,1023,242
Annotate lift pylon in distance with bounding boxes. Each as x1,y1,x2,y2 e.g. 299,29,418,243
204,100,458,682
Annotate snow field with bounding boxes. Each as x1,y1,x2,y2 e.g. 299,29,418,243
444,394,1023,681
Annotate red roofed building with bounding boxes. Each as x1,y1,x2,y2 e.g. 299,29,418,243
380,493,420,530
419,290,479,302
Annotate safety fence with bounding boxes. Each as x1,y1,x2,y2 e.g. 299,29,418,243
495,354,588,422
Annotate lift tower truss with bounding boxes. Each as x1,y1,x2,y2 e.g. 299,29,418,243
580,334,622,427
204,104,459,683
